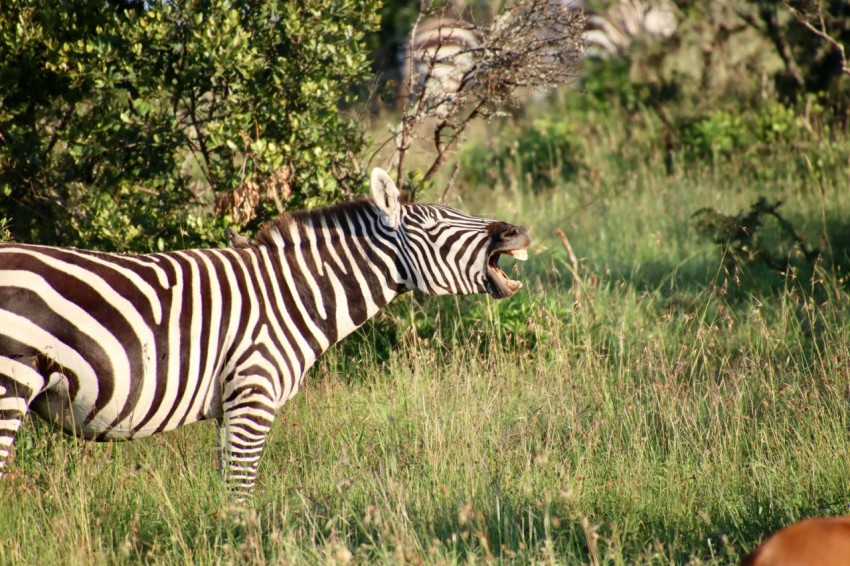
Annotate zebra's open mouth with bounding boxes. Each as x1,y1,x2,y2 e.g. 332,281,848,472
483,222,531,299
486,247,529,298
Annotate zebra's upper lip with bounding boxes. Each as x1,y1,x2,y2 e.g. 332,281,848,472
485,226,531,299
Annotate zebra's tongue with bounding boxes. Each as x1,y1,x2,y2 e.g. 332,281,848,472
491,260,522,293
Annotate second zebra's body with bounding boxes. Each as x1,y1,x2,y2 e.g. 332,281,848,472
0,169,530,498
401,16,480,116
581,0,677,58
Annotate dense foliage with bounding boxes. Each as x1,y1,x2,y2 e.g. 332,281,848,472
0,0,379,250
580,0,850,113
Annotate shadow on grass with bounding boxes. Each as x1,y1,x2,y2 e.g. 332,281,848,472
251,490,850,563
26,441,844,564
600,212,850,300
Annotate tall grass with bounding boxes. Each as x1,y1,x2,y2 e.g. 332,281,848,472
2,103,850,563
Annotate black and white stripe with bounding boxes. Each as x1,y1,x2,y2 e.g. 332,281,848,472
0,168,530,499
581,0,677,58
401,16,481,115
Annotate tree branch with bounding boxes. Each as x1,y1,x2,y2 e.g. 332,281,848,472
390,0,585,190
786,0,850,77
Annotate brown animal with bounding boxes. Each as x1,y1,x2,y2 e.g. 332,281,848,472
741,516,850,566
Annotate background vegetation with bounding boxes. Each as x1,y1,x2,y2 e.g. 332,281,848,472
3,0,850,563
0,0,378,250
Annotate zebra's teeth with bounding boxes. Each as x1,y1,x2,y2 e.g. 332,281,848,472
508,249,528,261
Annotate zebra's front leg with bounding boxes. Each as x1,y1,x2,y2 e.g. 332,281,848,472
0,359,45,479
217,378,277,501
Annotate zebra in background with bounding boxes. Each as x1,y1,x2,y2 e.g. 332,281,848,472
578,0,678,59
398,1,677,112
400,16,481,116
0,168,530,499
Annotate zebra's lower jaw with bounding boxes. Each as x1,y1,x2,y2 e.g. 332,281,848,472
484,224,531,298
486,247,529,299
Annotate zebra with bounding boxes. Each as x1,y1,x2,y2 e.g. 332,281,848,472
580,0,678,58
0,168,530,499
400,16,481,116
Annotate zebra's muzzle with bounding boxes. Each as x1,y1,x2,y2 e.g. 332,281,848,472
485,224,531,299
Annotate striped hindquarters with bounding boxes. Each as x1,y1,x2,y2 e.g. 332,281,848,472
583,0,677,57
0,244,265,440
402,16,480,113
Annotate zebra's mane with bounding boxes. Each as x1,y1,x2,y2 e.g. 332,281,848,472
253,198,377,248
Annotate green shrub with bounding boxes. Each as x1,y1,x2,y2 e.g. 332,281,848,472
580,57,680,113
681,102,811,159
330,288,570,379
460,117,585,191
0,0,380,251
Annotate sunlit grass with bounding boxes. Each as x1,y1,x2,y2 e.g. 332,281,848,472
3,106,850,563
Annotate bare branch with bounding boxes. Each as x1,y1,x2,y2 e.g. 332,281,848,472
423,100,486,183
394,10,429,191
785,0,850,77
391,0,586,189
440,162,461,204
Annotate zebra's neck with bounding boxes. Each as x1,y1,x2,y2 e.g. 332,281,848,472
253,200,406,354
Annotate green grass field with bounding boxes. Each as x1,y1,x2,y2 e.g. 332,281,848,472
3,105,850,564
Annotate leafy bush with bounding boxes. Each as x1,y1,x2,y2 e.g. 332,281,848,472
580,57,681,113
460,117,585,191
680,102,810,159
332,288,569,377
0,0,379,251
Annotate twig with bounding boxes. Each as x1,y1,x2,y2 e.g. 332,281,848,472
395,121,411,192
365,131,399,173
786,0,850,77
555,227,582,302
423,100,486,183
694,197,821,274
268,180,285,214
766,208,819,261
187,88,215,190
440,162,460,203
394,10,427,190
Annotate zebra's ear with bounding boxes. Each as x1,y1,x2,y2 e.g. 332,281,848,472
370,168,401,229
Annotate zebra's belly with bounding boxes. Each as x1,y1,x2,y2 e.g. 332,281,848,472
31,385,122,440
30,372,212,441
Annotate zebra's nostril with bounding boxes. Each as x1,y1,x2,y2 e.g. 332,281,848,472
487,222,526,239
500,225,527,239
